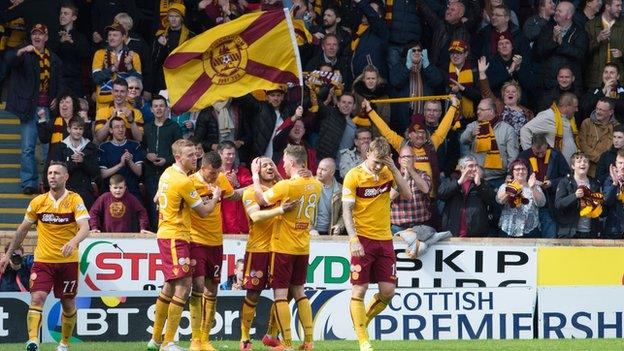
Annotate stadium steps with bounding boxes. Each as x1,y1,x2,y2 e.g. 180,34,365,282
0,110,31,230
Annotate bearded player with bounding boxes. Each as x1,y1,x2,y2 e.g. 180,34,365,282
0,162,90,351
239,157,297,350
252,145,322,351
342,137,412,351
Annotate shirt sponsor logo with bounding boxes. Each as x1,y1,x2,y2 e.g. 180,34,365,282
38,212,75,224
356,181,392,198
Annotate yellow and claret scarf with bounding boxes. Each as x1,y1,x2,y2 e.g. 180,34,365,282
449,62,475,120
156,0,184,37
475,119,503,170
553,103,578,151
505,180,529,208
385,0,394,24
35,48,51,94
104,47,130,73
617,182,624,203
529,148,551,181
602,16,615,63
351,23,369,52
50,117,66,144
578,185,603,218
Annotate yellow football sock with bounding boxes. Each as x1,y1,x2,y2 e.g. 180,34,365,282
266,302,279,337
163,296,186,344
296,297,313,343
240,297,257,341
365,293,389,327
275,299,292,347
60,308,77,345
350,297,369,343
152,292,171,343
27,304,43,341
201,294,216,343
189,291,203,341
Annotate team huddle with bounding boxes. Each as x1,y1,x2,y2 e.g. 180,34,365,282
1,136,409,351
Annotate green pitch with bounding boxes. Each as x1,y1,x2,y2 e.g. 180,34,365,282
2,339,624,351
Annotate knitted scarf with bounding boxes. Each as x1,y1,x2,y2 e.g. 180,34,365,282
578,185,603,218
305,70,344,113
475,117,503,170
105,47,130,74
50,117,66,144
385,0,394,24
36,48,51,95
529,148,551,181
553,103,578,151
351,23,369,52
602,16,615,63
448,63,475,119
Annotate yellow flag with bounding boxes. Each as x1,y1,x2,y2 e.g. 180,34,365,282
163,9,302,113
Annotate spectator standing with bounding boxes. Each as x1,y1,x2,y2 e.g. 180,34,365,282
584,0,624,90
495,159,546,238
596,124,624,184
580,63,624,122
350,0,389,80
152,3,194,94
305,34,352,89
90,0,139,47
5,24,61,195
94,78,144,143
460,97,519,188
339,127,372,180
438,155,497,237
312,158,344,236
312,93,357,163
446,39,481,122
219,141,250,234
274,115,318,178
518,133,571,238
578,98,619,177
477,5,530,60
47,3,89,96
114,12,153,101
142,95,182,230
390,146,433,232
573,0,602,29
98,117,144,198
603,149,624,238
126,76,154,124
554,152,602,238
56,117,99,210
91,22,141,110
537,66,584,112
523,0,555,44
89,174,150,233
351,64,391,133
521,92,580,162
533,1,589,90
310,7,351,62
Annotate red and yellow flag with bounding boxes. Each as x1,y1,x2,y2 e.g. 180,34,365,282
164,9,303,113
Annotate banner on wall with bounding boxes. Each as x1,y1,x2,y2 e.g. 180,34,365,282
0,294,30,343
537,247,624,286
1,287,535,343
538,286,624,339
78,239,537,292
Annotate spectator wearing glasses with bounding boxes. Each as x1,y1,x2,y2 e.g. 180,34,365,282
496,159,546,238
126,76,154,124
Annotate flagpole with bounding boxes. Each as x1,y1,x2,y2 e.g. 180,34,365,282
370,95,453,104
283,8,305,106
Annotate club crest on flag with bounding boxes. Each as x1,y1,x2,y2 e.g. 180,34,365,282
203,35,249,85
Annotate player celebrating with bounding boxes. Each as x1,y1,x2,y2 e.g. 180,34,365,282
252,145,322,351
147,139,217,351
188,151,237,351
239,157,297,351
0,162,90,351
342,137,412,351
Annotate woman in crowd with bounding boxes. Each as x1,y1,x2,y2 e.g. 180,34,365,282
496,159,546,237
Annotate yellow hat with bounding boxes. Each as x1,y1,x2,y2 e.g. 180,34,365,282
168,3,186,18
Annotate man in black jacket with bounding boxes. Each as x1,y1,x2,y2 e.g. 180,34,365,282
142,95,182,230
5,23,61,194
313,93,357,162
48,3,89,96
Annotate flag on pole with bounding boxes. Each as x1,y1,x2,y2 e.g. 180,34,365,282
163,9,303,113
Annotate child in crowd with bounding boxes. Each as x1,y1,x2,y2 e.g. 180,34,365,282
88,174,150,233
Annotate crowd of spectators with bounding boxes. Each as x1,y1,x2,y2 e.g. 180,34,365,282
2,0,624,239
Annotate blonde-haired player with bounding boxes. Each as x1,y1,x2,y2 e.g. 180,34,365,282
0,162,90,351
342,136,412,351
147,139,221,351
